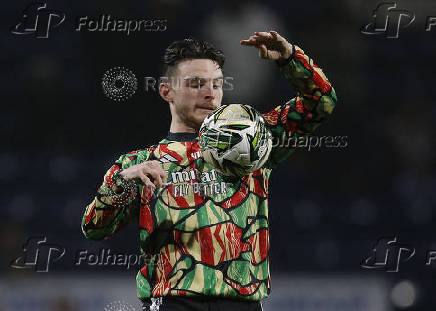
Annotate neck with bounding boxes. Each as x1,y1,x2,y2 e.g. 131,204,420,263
169,116,198,133
169,123,197,133
169,107,200,133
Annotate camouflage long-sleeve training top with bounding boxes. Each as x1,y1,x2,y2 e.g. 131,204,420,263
82,45,337,302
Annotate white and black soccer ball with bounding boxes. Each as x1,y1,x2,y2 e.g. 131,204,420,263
199,104,272,177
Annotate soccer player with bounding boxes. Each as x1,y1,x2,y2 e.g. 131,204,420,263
82,31,337,311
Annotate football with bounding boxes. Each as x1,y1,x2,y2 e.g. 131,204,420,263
198,103,273,177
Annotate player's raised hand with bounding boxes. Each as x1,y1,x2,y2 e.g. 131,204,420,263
119,160,168,190
240,31,293,60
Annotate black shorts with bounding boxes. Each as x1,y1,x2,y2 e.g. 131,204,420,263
141,296,263,311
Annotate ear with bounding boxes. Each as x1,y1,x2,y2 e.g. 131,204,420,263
159,82,173,103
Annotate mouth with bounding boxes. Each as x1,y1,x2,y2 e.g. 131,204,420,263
197,107,215,114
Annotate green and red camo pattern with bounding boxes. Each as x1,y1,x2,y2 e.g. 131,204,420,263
82,45,337,301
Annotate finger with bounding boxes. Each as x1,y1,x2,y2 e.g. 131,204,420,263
269,30,285,42
240,40,255,46
149,162,166,187
251,34,275,45
269,30,278,40
138,172,154,188
259,44,268,59
254,31,273,39
240,36,257,46
159,170,168,186
144,183,155,198
154,172,164,188
149,160,162,167
147,169,163,188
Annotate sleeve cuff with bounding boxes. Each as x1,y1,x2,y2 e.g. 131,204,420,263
113,169,136,194
275,44,295,67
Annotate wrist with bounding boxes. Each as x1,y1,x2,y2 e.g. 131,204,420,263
113,169,135,193
117,169,127,180
282,43,294,60
276,44,295,67
112,174,138,206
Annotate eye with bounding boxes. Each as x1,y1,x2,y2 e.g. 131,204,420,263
213,79,223,89
190,82,204,89
188,78,205,89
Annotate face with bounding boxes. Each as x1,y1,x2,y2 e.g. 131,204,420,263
161,59,223,132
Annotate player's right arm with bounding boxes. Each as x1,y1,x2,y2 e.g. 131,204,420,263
262,45,337,168
81,150,167,240
241,31,337,169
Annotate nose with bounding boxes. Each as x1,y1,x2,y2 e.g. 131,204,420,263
205,93,215,101
203,83,215,101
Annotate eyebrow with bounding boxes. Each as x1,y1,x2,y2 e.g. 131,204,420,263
183,76,224,80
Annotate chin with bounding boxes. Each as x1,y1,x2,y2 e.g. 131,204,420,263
193,117,206,130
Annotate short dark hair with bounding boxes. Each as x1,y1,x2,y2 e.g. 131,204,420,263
161,38,225,77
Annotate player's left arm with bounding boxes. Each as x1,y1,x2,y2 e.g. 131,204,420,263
241,31,337,169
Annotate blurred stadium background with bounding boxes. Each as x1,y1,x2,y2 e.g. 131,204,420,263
1,0,435,310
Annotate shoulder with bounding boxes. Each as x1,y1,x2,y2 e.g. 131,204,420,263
116,144,159,168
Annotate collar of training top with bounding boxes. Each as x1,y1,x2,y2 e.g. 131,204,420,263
166,132,198,142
